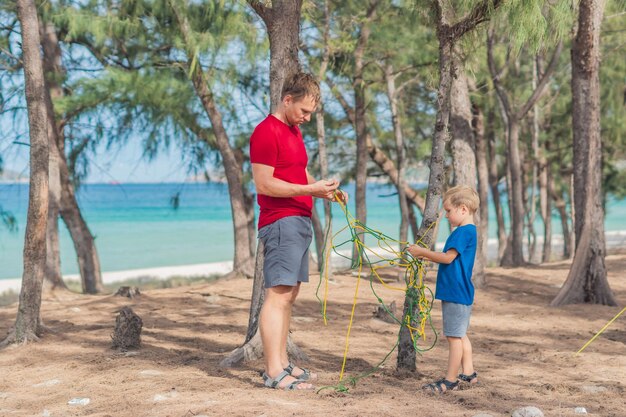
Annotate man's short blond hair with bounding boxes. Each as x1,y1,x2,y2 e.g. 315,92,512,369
281,72,321,104
444,185,480,214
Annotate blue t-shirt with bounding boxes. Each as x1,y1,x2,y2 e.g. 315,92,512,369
435,224,477,305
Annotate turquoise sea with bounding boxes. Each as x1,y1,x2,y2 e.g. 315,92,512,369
1,182,625,280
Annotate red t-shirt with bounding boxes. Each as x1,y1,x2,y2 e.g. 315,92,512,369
250,115,313,230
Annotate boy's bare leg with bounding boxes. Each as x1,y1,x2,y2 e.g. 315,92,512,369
259,285,312,389
445,336,464,384
460,335,476,381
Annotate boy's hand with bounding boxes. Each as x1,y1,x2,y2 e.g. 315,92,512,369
407,244,427,259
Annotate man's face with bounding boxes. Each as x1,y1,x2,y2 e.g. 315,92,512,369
284,95,317,126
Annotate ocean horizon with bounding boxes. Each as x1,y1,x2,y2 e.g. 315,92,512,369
1,182,625,281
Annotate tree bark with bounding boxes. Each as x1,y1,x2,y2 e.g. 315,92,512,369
40,19,65,291
382,63,410,267
248,0,303,111
315,1,333,278
473,104,489,285
449,55,485,284
486,109,507,261
398,32,454,372
352,3,377,262
551,0,615,306
6,0,50,345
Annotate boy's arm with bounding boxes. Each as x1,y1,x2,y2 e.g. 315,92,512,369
407,245,458,265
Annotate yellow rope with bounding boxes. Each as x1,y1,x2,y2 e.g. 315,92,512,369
321,192,441,382
575,305,626,356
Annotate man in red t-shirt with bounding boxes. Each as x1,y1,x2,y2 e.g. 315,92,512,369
250,73,346,391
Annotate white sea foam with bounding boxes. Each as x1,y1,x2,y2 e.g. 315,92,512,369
0,261,233,294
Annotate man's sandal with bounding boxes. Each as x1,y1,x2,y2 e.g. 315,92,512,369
284,362,317,381
458,371,478,385
262,370,314,391
422,378,459,394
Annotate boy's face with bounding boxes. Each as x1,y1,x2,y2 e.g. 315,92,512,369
443,201,470,227
283,94,317,126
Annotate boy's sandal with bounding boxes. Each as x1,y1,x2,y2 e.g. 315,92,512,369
422,378,459,394
284,362,316,381
458,371,478,384
262,370,314,391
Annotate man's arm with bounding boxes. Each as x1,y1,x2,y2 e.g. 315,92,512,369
252,163,338,199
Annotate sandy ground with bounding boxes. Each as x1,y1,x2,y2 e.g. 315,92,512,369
0,253,625,417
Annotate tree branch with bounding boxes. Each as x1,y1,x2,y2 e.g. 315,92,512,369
517,41,563,119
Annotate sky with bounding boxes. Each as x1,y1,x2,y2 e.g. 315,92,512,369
2,135,189,184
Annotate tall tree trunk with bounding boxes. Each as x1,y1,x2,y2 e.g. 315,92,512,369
397,0,503,371
550,185,572,259
5,0,50,345
59,160,104,293
538,153,552,263
486,110,507,261
449,56,485,284
41,18,103,293
551,0,615,306
473,104,489,285
171,1,254,279
315,1,333,277
488,32,563,266
248,0,303,111
382,63,410,263
397,34,454,371
220,0,308,366
40,19,65,290
352,4,377,262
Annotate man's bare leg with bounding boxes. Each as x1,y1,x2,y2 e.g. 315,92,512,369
259,284,312,389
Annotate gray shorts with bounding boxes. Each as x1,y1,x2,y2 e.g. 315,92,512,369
257,216,313,288
441,301,472,337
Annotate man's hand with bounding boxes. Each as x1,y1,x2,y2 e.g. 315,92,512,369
309,178,340,200
333,190,349,204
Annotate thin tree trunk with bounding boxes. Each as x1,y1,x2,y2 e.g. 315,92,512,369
4,0,50,345
552,0,615,306
488,31,563,267
473,103,489,284
222,0,308,365
486,109,507,261
398,34,454,372
59,165,104,294
397,0,503,370
40,19,65,290
449,56,485,283
171,1,254,279
551,185,572,259
539,130,552,263
382,64,410,264
352,4,377,262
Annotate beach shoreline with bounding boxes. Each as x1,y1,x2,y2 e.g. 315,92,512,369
0,261,234,294
1,230,624,295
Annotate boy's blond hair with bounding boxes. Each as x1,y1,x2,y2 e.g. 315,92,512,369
281,72,321,104
444,185,479,214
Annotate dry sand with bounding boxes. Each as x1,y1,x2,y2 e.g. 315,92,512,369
0,252,625,417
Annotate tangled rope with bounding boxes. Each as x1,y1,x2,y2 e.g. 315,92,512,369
315,191,439,392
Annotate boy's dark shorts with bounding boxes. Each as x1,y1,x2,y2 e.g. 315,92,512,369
441,301,472,337
257,216,312,288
